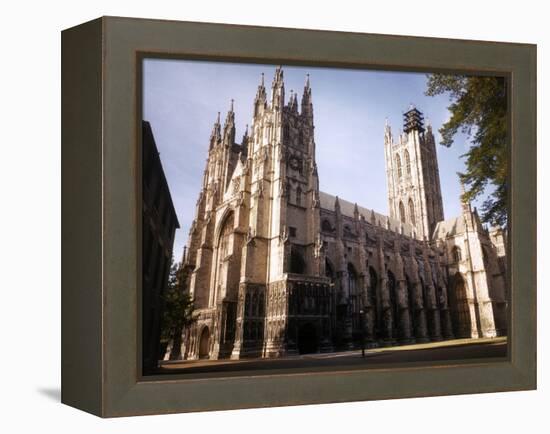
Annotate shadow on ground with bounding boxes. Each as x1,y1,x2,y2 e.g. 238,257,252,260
37,387,61,402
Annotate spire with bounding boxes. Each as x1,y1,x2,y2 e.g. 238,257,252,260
334,196,341,213
288,90,298,112
301,73,313,119
354,203,360,220
209,112,221,149
223,99,235,144
384,117,392,140
241,124,249,155
272,65,284,87
225,98,234,121
254,73,267,117
271,66,285,107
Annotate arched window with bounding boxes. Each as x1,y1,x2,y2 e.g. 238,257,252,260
404,149,411,175
296,186,302,207
347,263,357,295
406,274,415,336
369,267,378,303
325,258,334,280
213,212,234,304
369,267,379,338
321,219,333,232
482,245,490,267
290,247,306,274
283,124,290,143
452,246,462,263
396,154,402,178
387,270,399,338
348,263,360,330
408,198,415,225
399,201,406,224
218,213,234,254
344,225,353,237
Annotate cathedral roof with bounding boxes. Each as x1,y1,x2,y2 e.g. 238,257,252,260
319,191,416,237
432,216,466,238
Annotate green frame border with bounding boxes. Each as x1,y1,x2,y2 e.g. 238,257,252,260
62,16,536,417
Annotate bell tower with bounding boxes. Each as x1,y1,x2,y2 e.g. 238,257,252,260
384,106,444,240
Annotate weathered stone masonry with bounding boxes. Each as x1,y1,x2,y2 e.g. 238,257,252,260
179,67,508,360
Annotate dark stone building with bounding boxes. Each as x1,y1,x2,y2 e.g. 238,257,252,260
142,120,179,374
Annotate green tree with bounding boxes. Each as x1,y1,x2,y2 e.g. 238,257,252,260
425,74,507,227
160,260,194,360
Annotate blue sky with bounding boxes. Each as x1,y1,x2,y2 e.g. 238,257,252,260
143,59,482,262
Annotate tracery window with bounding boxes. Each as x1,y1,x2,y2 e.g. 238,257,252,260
321,219,333,232
347,263,357,295
408,198,415,225
396,153,402,178
405,149,411,175
283,124,290,144
399,201,406,224
452,246,462,263
213,212,234,304
296,186,302,207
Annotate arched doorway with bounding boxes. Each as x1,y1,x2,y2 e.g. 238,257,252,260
297,322,318,354
449,273,471,338
198,327,210,359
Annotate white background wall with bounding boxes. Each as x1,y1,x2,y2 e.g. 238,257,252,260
0,1,546,432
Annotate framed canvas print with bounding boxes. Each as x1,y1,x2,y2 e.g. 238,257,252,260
61,16,536,417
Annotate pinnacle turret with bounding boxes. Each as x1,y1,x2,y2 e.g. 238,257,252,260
240,124,249,159
209,112,221,149
288,90,298,112
301,73,313,119
254,73,267,117
271,66,285,108
223,99,236,144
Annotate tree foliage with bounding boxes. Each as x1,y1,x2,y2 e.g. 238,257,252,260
160,261,194,351
425,74,508,227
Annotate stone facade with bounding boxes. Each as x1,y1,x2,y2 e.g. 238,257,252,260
179,67,507,360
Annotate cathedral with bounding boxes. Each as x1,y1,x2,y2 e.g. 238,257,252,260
178,66,508,360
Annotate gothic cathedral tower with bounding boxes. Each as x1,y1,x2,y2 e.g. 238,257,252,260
384,106,444,240
234,67,323,357
184,67,324,360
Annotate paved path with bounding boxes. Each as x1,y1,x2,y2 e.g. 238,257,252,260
157,337,507,377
